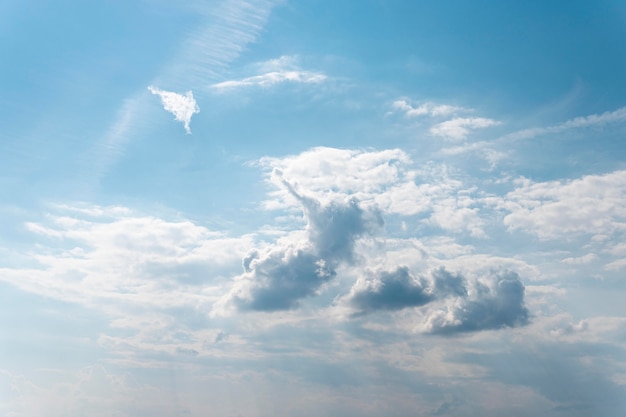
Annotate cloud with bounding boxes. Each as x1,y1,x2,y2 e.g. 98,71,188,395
212,70,326,90
347,266,434,313
392,99,466,118
345,266,528,334
423,270,529,334
148,86,200,134
498,170,626,240
501,106,626,142
221,174,383,312
430,117,500,141
211,54,327,90
346,267,468,314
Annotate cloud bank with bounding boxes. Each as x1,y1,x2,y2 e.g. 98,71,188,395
148,86,200,133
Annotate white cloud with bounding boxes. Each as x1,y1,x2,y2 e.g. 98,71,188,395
0,204,253,314
392,99,466,118
211,54,327,90
561,253,597,265
212,70,326,90
430,117,500,141
501,106,626,142
498,170,626,240
148,86,200,134
259,147,487,235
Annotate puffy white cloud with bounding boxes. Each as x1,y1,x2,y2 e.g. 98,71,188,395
148,86,200,133
430,117,500,141
498,170,626,240
259,147,486,235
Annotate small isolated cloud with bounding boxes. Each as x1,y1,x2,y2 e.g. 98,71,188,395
430,117,500,141
148,86,200,134
211,70,326,90
392,99,466,118
220,173,383,312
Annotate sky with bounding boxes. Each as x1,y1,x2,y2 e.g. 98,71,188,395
1,1,626,416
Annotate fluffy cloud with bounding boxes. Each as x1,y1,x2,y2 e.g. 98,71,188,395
423,270,529,334
222,175,383,312
148,86,200,133
430,117,500,141
345,266,529,333
499,170,626,240
346,267,467,314
259,147,486,235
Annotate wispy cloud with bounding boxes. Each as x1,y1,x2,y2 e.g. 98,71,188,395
430,117,500,141
501,106,626,142
392,99,466,118
148,86,200,134
212,70,326,90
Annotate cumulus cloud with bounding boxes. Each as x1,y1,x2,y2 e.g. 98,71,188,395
222,174,383,312
348,266,434,313
423,270,529,334
148,86,200,134
345,265,528,333
430,117,500,141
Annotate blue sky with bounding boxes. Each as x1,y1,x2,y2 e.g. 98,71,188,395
2,1,626,416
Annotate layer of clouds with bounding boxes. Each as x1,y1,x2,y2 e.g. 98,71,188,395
148,86,200,133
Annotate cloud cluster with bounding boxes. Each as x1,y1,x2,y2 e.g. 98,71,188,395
392,98,500,141
223,174,383,311
148,86,200,133
346,266,529,333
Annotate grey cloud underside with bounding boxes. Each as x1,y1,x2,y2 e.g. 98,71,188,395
348,267,529,333
228,175,529,333
427,270,529,334
230,180,383,311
